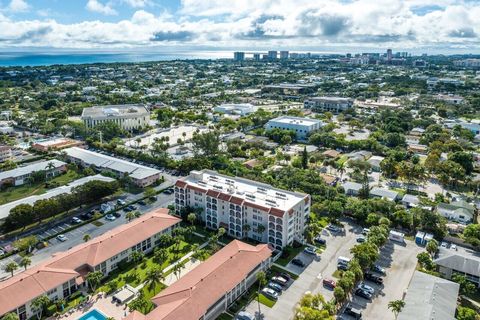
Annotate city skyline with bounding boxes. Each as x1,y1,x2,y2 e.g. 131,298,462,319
0,0,479,54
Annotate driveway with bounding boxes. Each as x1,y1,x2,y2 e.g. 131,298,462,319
243,220,361,320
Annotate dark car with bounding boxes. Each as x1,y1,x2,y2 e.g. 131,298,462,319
279,272,292,282
138,200,147,206
267,282,283,293
314,237,326,245
322,278,336,289
149,196,158,201
355,288,372,300
365,272,383,284
80,212,94,220
371,264,386,275
344,305,362,319
113,211,121,218
291,259,305,268
337,262,348,271
128,205,137,210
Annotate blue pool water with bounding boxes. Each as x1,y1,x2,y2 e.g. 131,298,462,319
77,309,107,320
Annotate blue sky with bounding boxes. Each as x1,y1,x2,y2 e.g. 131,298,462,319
0,0,479,53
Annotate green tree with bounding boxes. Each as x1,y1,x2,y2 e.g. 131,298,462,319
145,267,164,292
426,239,438,258
153,247,168,265
456,306,478,320
256,271,267,316
187,212,197,226
86,271,103,292
126,211,136,222
294,293,333,320
143,187,156,199
83,234,91,242
333,286,346,305
130,251,145,268
1,313,19,320
301,146,308,169
31,295,50,320
388,300,405,318
452,274,476,295
19,256,31,270
192,131,221,157
4,261,18,277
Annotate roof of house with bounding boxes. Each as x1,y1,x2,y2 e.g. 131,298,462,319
437,200,475,219
398,271,459,320
434,249,480,276
126,240,271,320
0,159,66,181
402,194,420,204
370,187,399,200
342,181,363,191
322,149,340,158
0,208,180,315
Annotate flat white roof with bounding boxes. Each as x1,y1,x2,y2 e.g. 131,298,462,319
268,116,322,127
0,175,115,219
184,169,307,210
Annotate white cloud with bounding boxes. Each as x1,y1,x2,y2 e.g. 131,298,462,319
0,0,478,52
7,0,30,12
123,0,150,8
86,0,117,16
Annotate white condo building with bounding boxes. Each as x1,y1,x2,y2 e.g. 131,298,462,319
175,170,310,250
81,104,150,131
265,116,323,140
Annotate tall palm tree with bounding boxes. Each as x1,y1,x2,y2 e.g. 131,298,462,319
45,162,56,182
125,211,136,222
83,234,91,242
86,271,103,292
256,271,267,315
19,257,31,270
388,300,405,319
4,262,18,277
31,295,50,320
145,267,164,292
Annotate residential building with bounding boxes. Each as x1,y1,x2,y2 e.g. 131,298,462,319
31,138,84,152
304,97,354,113
0,160,67,187
233,52,245,61
268,51,278,59
436,200,475,224
126,240,272,320
280,51,289,59
434,247,480,288
0,175,115,220
0,145,13,162
174,169,310,250
370,187,400,201
397,271,459,320
0,208,181,320
401,194,420,208
342,181,363,196
63,147,161,187
265,116,323,140
81,104,150,131
367,155,384,172
213,103,257,116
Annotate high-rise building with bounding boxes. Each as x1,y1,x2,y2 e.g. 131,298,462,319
387,48,393,61
233,51,245,61
174,169,310,250
268,50,278,59
280,51,289,59
253,53,260,61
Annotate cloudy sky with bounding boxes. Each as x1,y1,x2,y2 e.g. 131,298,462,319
0,0,479,53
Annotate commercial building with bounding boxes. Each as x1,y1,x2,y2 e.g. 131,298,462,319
126,240,271,320
0,145,13,162
174,169,310,250
0,175,115,220
261,83,317,96
0,159,67,187
213,103,257,116
0,208,181,320
434,247,480,288
31,138,84,152
265,116,323,140
268,51,278,59
81,104,150,131
233,52,245,61
397,271,459,320
304,97,354,113
63,147,161,187
280,51,289,59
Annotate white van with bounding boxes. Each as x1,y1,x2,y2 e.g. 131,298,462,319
337,256,351,265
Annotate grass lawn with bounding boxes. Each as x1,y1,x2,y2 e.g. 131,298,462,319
275,245,306,266
270,265,299,280
217,314,233,320
332,270,343,278
0,170,82,204
258,294,276,308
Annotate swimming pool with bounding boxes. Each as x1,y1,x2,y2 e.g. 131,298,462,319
77,309,107,320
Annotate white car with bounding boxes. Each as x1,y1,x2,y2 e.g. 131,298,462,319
357,282,375,294
236,311,254,320
56,234,67,242
451,244,457,251
105,214,116,221
261,288,279,300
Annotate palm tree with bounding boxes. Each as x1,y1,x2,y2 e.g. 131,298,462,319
45,161,56,182
153,248,168,265
256,271,267,317
19,257,31,270
145,267,164,292
31,295,50,320
130,251,144,268
257,224,266,241
243,224,251,238
426,239,438,258
388,300,405,318
86,271,103,292
187,212,196,226
4,262,18,277
83,234,91,242
172,263,183,280
125,211,136,222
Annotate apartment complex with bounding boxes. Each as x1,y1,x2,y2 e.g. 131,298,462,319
63,147,161,187
31,138,84,152
304,96,354,113
0,145,13,162
81,104,150,131
175,170,310,250
265,116,323,140
0,208,181,320
0,159,67,187
126,240,272,320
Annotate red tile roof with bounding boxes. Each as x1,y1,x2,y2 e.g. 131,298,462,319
0,208,180,316
206,189,220,198
126,240,271,320
186,185,207,193
217,192,232,202
269,207,285,218
175,180,187,188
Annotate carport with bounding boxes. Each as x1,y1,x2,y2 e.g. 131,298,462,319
113,284,138,304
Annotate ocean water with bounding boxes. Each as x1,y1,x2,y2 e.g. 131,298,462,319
0,50,233,67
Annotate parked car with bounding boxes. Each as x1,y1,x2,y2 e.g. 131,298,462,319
322,278,336,289
326,224,341,233
81,212,94,220
267,282,283,293
163,189,173,194
236,311,254,320
0,249,5,256
138,200,147,206
71,217,82,224
362,228,370,235
314,237,326,245
116,199,126,206
356,236,366,243
355,288,372,300
371,264,386,275
337,262,348,271
279,272,292,282
304,247,316,255
149,196,158,201
56,234,67,242
105,214,116,221
365,272,383,284
291,259,305,268
440,241,449,248
113,211,122,218
272,276,288,287
124,206,133,212
262,288,279,300
127,205,137,211
344,305,362,319
451,244,457,251
357,282,375,294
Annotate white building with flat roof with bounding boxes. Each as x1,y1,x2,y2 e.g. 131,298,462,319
63,147,160,187
81,104,150,131
265,116,323,140
0,159,67,187
213,103,257,116
304,96,354,113
174,169,310,250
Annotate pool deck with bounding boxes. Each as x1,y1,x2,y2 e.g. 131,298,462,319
50,293,130,320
